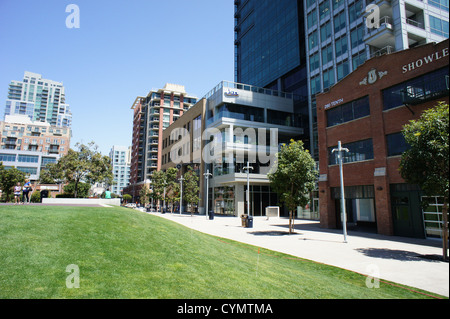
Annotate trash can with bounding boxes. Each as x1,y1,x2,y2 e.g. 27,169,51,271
40,189,49,203
247,216,253,228
241,214,248,227
209,210,214,220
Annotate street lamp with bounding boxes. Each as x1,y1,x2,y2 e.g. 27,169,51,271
203,169,212,220
332,141,349,243
179,175,184,215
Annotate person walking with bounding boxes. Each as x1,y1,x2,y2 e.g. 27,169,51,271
13,182,22,205
22,179,32,204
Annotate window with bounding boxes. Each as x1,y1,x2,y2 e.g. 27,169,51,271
0,153,16,162
352,50,366,70
386,132,410,157
428,0,449,11
334,11,346,33
319,1,330,21
322,45,333,65
328,139,374,165
351,25,365,49
310,75,321,95
310,53,320,72
335,37,348,57
429,15,449,37
308,31,319,50
336,60,350,81
320,21,332,42
348,0,363,24
17,167,37,175
332,0,344,10
18,154,39,163
327,96,370,127
323,68,335,89
307,10,317,29
383,67,449,110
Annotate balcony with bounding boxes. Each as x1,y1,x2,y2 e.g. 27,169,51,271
364,16,396,49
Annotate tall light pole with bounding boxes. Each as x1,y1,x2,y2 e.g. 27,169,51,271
332,141,349,243
243,162,254,217
179,175,184,215
204,169,212,220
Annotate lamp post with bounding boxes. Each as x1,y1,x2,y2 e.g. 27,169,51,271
332,141,350,243
203,169,212,220
243,162,254,217
179,175,184,215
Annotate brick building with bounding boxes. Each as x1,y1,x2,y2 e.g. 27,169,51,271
316,39,448,238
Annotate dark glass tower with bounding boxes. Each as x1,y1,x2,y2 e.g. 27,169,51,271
234,0,311,156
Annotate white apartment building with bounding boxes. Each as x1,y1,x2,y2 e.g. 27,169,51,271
4,71,72,128
109,145,131,196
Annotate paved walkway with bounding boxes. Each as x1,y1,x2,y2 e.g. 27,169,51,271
152,212,449,297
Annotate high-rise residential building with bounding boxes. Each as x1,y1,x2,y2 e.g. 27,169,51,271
4,71,72,128
109,145,131,196
0,115,71,156
234,0,449,159
304,0,448,156
124,83,197,200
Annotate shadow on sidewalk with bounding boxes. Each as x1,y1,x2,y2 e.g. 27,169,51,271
355,247,447,263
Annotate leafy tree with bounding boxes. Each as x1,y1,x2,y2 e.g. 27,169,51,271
123,194,132,204
63,182,91,198
183,166,200,216
139,185,150,206
268,140,318,233
0,163,26,202
399,102,449,261
46,142,113,198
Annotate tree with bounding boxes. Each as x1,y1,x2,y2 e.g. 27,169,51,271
399,102,449,261
268,139,318,233
63,182,91,198
139,185,150,206
183,166,200,216
123,194,132,204
47,142,113,198
0,163,26,202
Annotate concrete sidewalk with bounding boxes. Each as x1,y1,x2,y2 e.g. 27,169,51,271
152,212,449,297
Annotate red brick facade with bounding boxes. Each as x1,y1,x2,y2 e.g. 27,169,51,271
316,40,449,237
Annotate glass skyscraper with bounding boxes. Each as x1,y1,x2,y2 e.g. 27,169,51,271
235,0,448,159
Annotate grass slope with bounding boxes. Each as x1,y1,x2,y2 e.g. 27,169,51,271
0,205,444,299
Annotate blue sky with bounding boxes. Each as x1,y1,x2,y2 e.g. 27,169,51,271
0,0,234,155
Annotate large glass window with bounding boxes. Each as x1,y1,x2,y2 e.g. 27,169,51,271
323,68,335,89
428,0,449,11
328,139,374,165
334,11,346,33
0,153,16,162
337,60,350,81
309,30,319,50
429,15,449,37
386,132,410,157
319,1,331,21
326,96,370,127
310,53,320,72
321,21,332,42
307,10,317,29
349,0,363,24
351,25,365,48
383,67,449,110
18,154,39,163
322,45,333,65
335,37,348,57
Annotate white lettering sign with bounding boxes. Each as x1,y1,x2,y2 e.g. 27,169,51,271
324,98,344,109
402,48,449,74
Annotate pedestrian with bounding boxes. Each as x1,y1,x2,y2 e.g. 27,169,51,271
104,188,111,199
22,179,32,204
13,182,22,205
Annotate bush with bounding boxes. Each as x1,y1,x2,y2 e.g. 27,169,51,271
31,191,41,203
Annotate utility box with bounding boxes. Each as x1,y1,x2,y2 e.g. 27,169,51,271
265,206,279,219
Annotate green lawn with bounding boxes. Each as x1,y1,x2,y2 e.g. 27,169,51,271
0,205,445,299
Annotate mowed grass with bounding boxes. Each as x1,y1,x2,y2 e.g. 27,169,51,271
0,205,444,299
